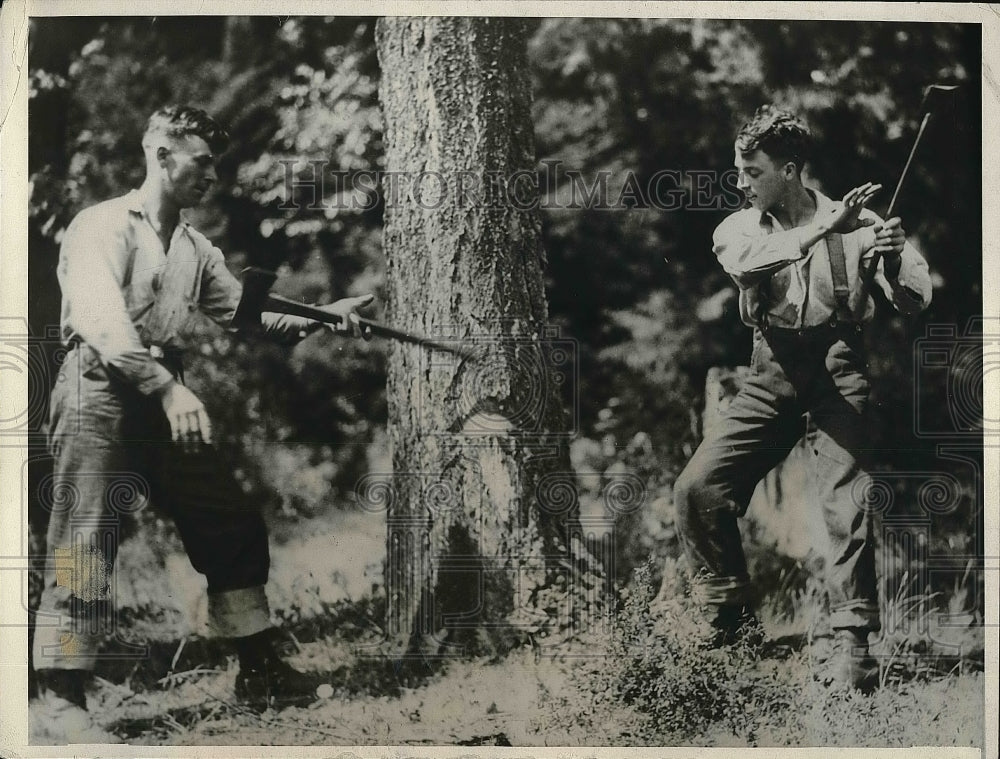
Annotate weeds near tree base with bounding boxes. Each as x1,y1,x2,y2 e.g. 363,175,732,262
595,560,805,743
538,558,983,747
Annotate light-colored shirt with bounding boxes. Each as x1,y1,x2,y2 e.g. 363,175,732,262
712,189,932,328
58,190,314,395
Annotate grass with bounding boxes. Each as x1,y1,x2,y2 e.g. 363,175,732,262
74,556,983,747
31,510,985,747
534,560,983,747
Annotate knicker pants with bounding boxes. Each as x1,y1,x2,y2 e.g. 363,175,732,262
33,347,272,671
673,326,880,632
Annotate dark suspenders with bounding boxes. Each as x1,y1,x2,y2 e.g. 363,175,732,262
825,232,853,323
753,218,858,331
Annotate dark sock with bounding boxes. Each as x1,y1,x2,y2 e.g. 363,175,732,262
712,603,756,630
231,629,278,672
40,669,88,709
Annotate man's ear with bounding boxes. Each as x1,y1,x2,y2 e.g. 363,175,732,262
783,161,798,180
156,146,170,166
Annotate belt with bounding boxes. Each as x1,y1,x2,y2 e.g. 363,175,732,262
761,318,864,341
149,345,185,381
65,340,185,373
148,344,185,363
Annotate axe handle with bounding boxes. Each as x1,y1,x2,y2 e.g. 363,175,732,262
853,111,933,320
264,294,475,360
885,111,931,222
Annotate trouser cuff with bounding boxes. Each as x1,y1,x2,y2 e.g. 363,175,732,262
32,628,101,671
830,601,881,632
207,586,271,638
693,574,752,607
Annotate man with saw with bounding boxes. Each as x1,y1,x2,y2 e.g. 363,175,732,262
33,105,373,738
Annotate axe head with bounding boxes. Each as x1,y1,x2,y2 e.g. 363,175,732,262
920,84,959,116
232,267,278,330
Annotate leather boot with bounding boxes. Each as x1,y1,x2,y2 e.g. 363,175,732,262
32,669,120,744
232,629,318,712
818,627,880,693
706,603,765,650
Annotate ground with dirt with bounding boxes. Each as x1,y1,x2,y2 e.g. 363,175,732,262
32,508,986,748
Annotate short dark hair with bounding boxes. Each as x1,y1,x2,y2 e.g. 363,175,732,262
144,105,230,153
735,105,812,172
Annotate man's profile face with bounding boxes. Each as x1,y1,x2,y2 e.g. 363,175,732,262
158,133,218,208
734,146,789,214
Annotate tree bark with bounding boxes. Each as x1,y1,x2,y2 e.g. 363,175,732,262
222,17,253,67
373,17,602,658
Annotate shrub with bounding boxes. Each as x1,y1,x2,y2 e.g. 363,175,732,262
593,561,803,743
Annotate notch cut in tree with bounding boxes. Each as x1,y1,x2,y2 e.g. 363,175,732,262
373,17,608,660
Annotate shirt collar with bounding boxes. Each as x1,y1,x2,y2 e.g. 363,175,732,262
125,189,144,215
759,187,834,230
126,189,192,232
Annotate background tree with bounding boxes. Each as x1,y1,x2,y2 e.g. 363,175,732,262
374,16,601,657
25,17,982,674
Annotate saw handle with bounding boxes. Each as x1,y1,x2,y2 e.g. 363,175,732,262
264,293,476,361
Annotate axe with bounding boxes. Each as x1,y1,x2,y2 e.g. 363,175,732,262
854,84,958,318
232,267,476,361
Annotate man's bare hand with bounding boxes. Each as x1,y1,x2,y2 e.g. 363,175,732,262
872,216,906,279
827,182,882,234
873,216,906,258
316,294,375,340
158,381,212,451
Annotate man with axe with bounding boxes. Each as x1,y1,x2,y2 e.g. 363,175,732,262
33,105,373,736
663,102,936,691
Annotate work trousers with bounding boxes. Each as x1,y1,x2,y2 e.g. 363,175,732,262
674,324,880,632
33,346,272,671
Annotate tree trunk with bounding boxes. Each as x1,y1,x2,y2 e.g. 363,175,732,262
222,17,253,67
373,17,602,659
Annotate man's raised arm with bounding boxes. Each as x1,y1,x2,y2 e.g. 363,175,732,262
715,182,882,288
198,245,373,341
869,216,933,314
197,246,323,342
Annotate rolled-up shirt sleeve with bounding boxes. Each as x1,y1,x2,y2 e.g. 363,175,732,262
198,246,320,341
712,213,805,288
58,211,175,395
873,238,932,314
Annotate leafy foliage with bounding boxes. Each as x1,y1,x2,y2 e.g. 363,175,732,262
27,14,981,610
536,559,983,747
29,17,387,513
596,561,799,742
24,16,985,743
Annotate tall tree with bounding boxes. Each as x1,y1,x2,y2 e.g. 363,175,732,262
374,17,604,658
